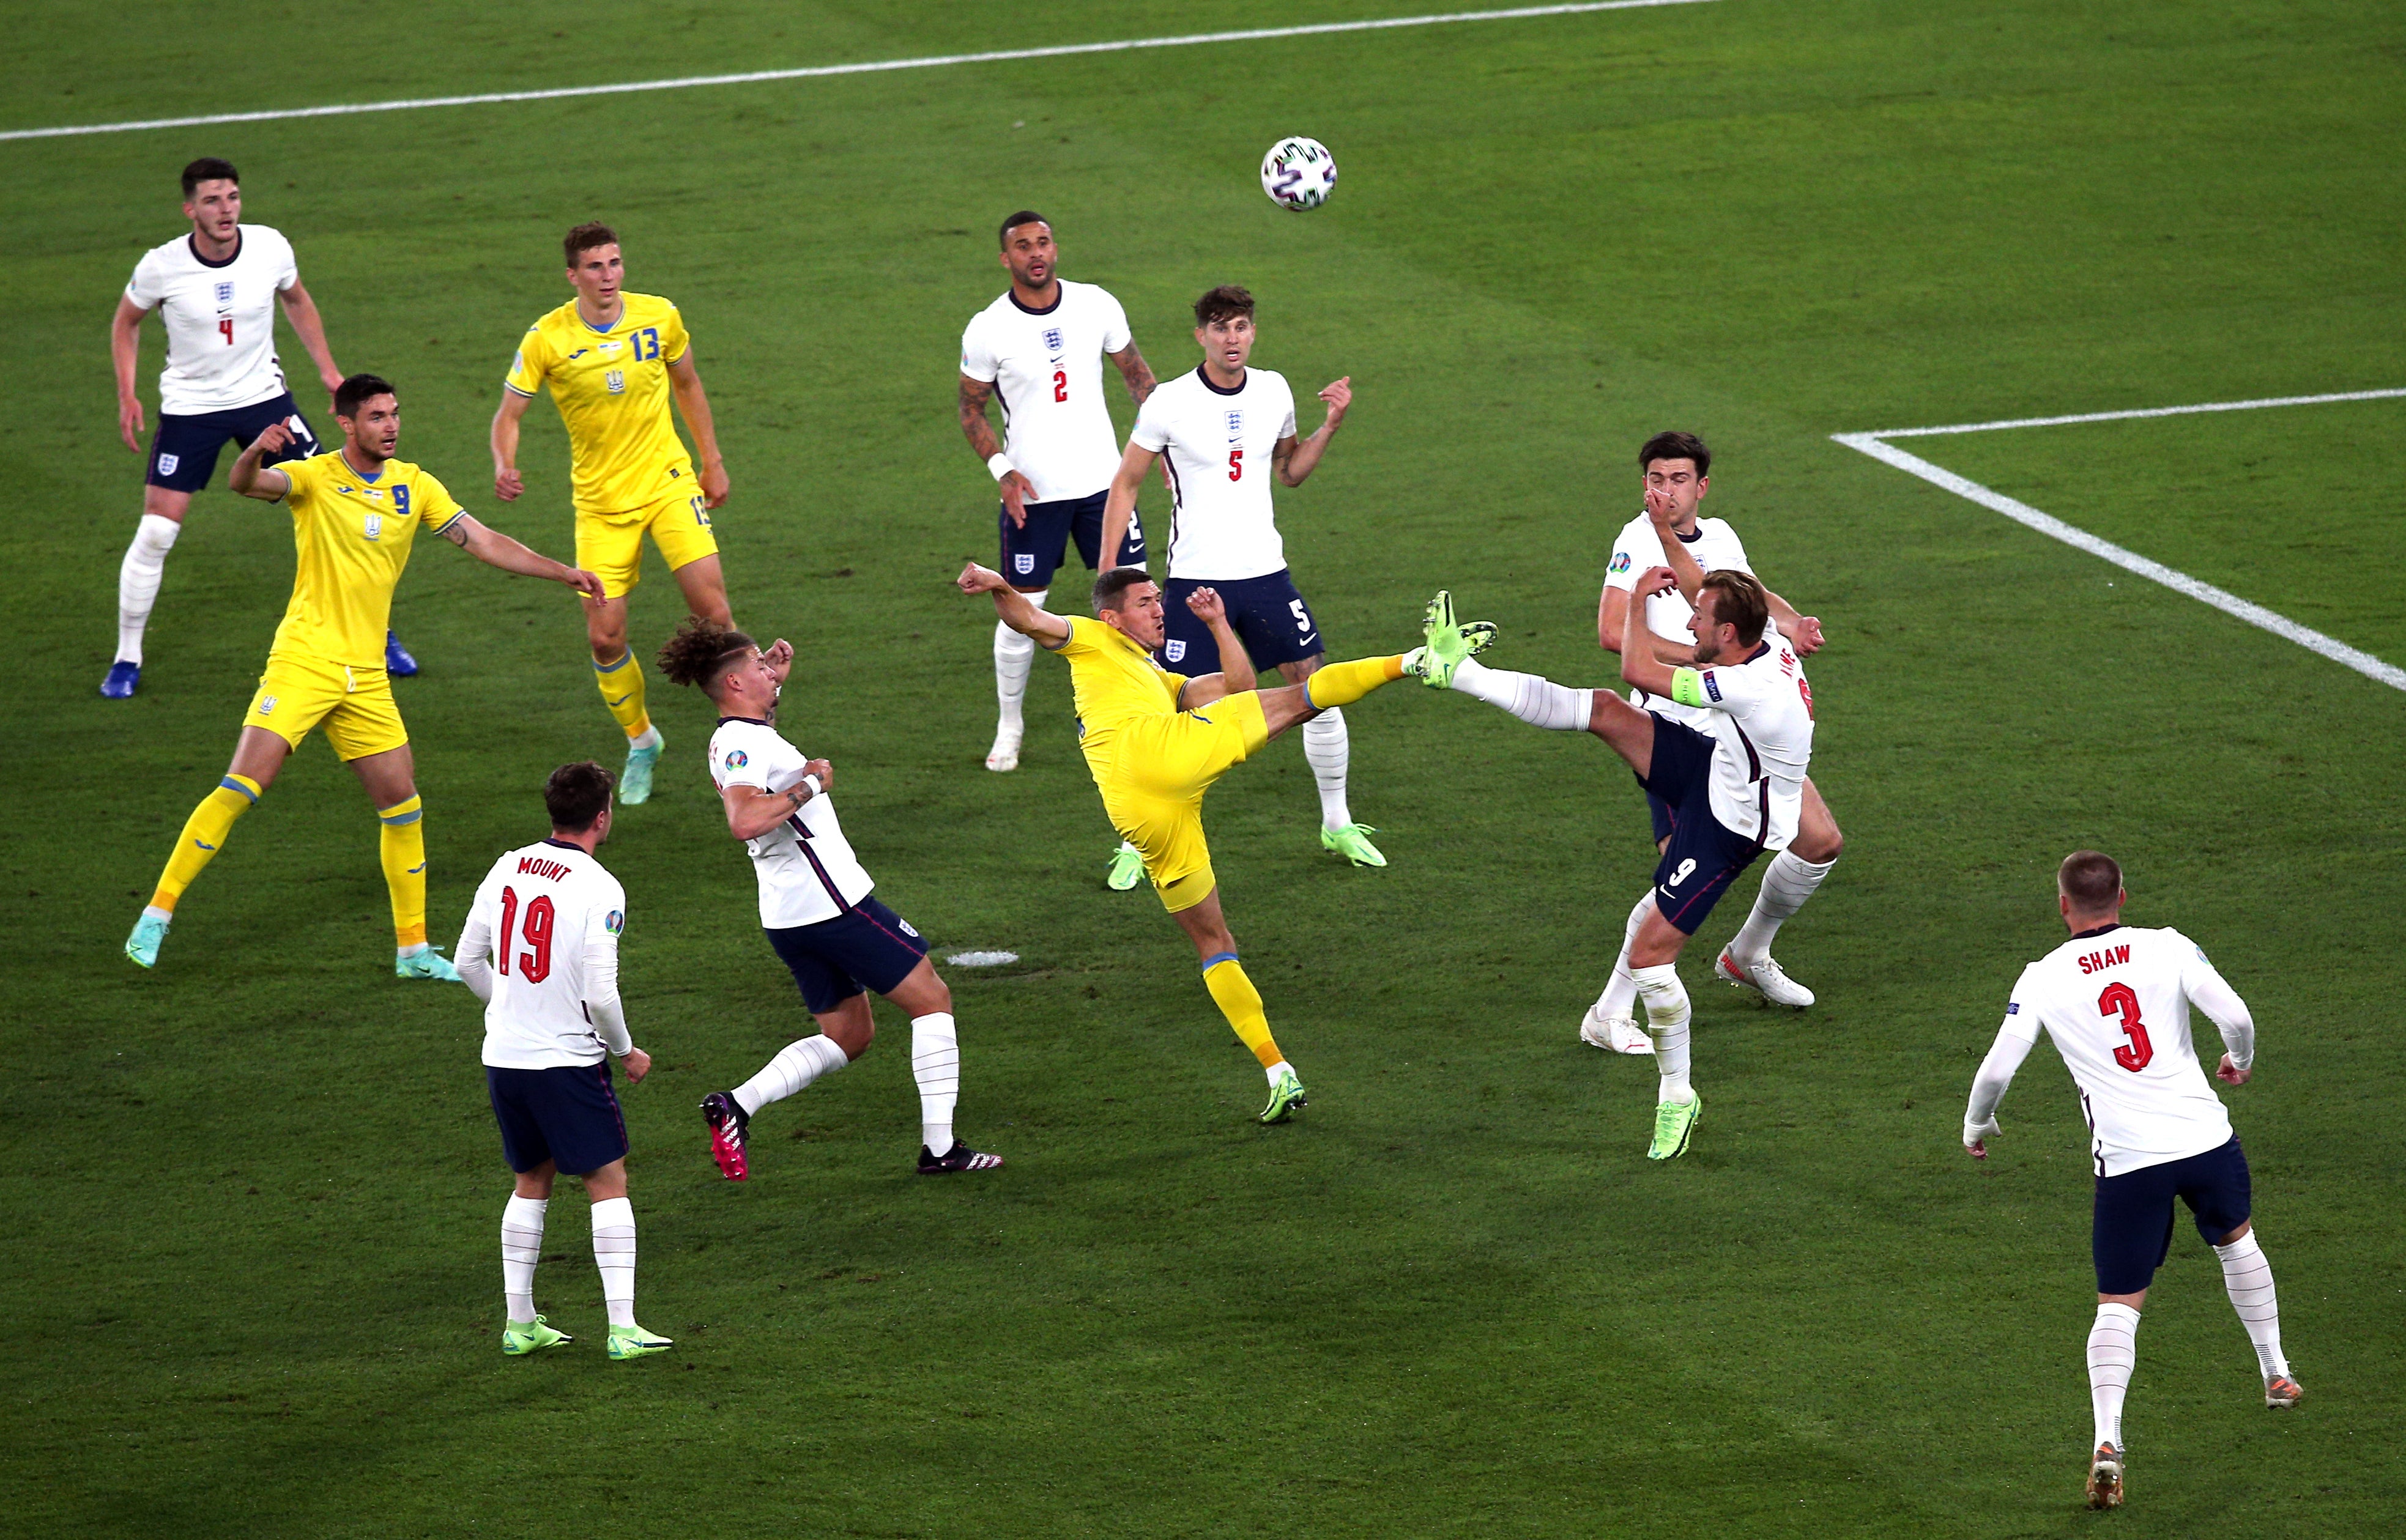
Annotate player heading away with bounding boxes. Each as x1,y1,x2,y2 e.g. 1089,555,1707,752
1584,433,1841,1054
124,374,601,977
653,620,1001,1178
1418,565,1814,1160
962,560,1438,1122
493,222,734,805
958,210,1158,788
1962,851,2298,1511
1096,285,1383,874
106,157,419,697
457,761,671,1360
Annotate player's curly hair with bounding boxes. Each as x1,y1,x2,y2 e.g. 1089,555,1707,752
656,616,758,697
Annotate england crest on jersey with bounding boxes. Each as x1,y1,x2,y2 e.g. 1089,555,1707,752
1013,553,1035,574
215,281,234,305
1225,410,1244,437
1042,327,1063,353
1163,639,1186,663
156,452,180,476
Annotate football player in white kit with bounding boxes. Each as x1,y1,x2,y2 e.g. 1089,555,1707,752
456,761,672,1360
1583,433,1843,1054
1962,851,2298,1511
959,213,1157,793
104,158,417,697
653,619,1001,1179
1418,565,1815,1160
1096,285,1383,868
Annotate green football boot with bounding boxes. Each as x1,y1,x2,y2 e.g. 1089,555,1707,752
1106,840,1146,892
1417,590,1499,689
1260,1067,1309,1125
502,1315,572,1355
1319,823,1387,867
1647,1094,1702,1161
397,945,464,982
607,1322,674,1360
620,735,663,805
125,912,169,969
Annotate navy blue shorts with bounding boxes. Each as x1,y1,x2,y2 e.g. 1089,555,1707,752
999,489,1147,590
1646,790,1676,846
2092,1135,2252,1295
765,895,930,1014
1637,714,1765,935
1159,569,1323,674
146,392,321,492
488,1061,629,1176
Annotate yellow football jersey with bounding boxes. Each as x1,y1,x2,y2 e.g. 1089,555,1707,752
504,292,695,515
268,451,464,668
1058,615,1189,745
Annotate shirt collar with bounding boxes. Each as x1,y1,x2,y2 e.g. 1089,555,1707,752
2070,922,2124,940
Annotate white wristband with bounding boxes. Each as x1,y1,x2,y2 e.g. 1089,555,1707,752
987,453,1015,482
800,772,823,800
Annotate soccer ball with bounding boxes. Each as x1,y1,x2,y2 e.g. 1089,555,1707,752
1260,136,1337,212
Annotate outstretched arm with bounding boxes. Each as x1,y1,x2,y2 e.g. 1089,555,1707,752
1962,1026,2038,1158
665,350,729,508
441,514,604,600
1272,376,1351,487
227,423,297,502
958,561,1071,646
1175,587,1253,708
1099,442,1158,571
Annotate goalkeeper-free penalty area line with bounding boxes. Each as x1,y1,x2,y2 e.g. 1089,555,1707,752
0,1,1716,143
1834,388,2406,695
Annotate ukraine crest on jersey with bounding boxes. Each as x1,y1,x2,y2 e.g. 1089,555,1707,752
503,292,694,514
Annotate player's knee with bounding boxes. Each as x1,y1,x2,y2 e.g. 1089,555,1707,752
1797,823,1844,862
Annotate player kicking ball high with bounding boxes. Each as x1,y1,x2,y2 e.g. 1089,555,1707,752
1418,569,1814,1159
124,375,601,977
1096,286,1383,871
961,561,1442,1121
653,620,1001,1179
456,761,671,1360
1963,851,2298,1511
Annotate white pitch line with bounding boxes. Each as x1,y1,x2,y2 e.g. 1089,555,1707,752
0,1,1715,143
1858,387,2406,440
1832,430,2406,694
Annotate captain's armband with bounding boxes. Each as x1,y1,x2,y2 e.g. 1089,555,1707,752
1670,667,1709,709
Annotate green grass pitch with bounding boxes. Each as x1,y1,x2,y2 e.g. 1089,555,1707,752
4,2,2402,1533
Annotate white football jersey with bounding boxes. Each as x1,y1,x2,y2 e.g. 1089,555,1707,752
1606,513,1776,731
1132,366,1299,581
124,224,300,415
708,717,875,929
1677,638,1814,848
1999,926,2249,1176
959,279,1132,504
461,840,628,1070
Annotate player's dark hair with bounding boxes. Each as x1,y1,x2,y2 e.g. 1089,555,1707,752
1194,285,1256,327
2059,851,2124,914
333,373,395,420
181,157,239,197
1695,569,1769,648
656,616,759,698
544,761,616,832
564,221,618,267
998,210,1049,246
1092,566,1156,615
1639,431,1712,478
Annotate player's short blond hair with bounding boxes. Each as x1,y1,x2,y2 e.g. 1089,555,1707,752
2059,851,2123,913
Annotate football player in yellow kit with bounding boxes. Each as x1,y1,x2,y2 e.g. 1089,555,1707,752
490,221,734,804
959,560,1456,1123
125,374,601,976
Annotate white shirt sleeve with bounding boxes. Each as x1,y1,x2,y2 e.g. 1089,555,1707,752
1963,973,2044,1143
583,887,632,1056
715,730,779,791
454,878,496,1005
2178,933,2255,1071
1605,522,1653,593
959,313,998,383
1277,377,1298,439
125,249,166,309
265,228,299,292
1099,290,1132,354
1718,524,1756,575
1130,389,1171,453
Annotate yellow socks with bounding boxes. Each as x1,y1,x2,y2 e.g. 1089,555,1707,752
149,774,260,914
379,795,428,949
1202,953,1285,1070
594,649,652,739
1305,654,1407,711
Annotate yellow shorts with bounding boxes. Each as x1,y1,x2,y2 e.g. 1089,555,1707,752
244,652,409,761
577,483,719,601
1090,692,1271,914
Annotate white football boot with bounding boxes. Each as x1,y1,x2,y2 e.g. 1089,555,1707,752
1716,949,1815,1009
1578,999,1654,1055
985,725,1022,773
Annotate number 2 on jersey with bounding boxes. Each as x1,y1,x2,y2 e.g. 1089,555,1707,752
1052,369,1067,403
2097,981,2153,1071
494,885,555,983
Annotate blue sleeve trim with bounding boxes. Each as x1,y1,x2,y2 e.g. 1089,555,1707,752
593,650,636,673
218,776,259,804
1200,950,1239,972
379,808,425,826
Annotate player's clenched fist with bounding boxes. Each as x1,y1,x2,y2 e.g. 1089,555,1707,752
1633,565,1681,601
801,757,835,794
957,561,1009,594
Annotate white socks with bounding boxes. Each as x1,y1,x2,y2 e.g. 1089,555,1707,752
115,513,181,665
993,587,1047,738
2214,1231,2290,1380
911,1012,961,1154
2088,1303,2141,1449
1632,963,1692,1102
628,724,661,752
1302,708,1353,829
501,1194,548,1323
1594,892,1654,1022
1449,657,1592,730
734,1034,850,1117
591,1196,637,1329
1727,850,1836,964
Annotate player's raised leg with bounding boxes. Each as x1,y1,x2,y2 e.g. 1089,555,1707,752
128,726,288,967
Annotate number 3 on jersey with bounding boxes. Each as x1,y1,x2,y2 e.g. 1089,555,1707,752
2098,981,2153,1071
